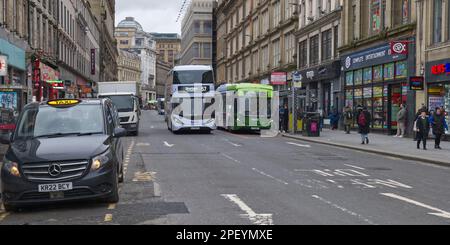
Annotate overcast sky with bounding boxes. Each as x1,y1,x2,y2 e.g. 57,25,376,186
115,0,183,34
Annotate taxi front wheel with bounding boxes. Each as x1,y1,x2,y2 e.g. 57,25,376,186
105,168,120,203
3,203,19,212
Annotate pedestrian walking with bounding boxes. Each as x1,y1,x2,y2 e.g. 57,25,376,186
329,108,340,130
429,107,448,150
279,104,289,133
357,107,371,145
343,106,353,134
394,104,407,138
413,105,427,141
414,109,430,150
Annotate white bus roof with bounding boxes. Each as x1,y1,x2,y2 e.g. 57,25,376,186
172,65,212,71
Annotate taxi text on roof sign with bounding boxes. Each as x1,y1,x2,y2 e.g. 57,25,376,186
47,99,81,107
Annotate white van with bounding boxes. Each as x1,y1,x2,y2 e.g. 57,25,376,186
98,82,141,136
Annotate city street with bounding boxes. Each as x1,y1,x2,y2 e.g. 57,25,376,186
1,110,449,225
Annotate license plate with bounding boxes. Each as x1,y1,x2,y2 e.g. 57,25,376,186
38,183,73,193
191,127,200,130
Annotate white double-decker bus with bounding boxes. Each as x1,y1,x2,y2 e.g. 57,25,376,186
164,65,216,133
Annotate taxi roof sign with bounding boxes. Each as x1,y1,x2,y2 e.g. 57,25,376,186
47,99,81,107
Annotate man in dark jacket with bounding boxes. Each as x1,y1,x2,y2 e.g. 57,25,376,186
429,107,449,149
357,107,372,145
415,109,430,150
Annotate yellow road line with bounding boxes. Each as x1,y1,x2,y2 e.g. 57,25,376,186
107,204,116,210
0,212,9,222
104,214,113,222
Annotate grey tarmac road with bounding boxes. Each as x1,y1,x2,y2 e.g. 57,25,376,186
1,110,450,225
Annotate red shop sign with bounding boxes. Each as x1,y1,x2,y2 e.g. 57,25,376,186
431,63,450,75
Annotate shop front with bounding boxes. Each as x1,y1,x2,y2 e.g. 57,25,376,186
0,39,28,133
296,61,341,116
426,59,450,135
40,63,61,101
342,43,413,134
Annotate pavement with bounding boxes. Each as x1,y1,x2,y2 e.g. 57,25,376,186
1,110,450,225
283,129,450,167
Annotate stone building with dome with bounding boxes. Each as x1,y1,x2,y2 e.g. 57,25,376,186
115,17,157,102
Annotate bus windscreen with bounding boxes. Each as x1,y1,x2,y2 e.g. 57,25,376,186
173,70,213,85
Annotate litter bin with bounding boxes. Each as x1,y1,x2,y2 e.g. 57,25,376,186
302,112,321,137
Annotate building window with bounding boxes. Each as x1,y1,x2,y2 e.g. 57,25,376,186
273,39,281,67
433,0,442,43
261,45,269,71
273,1,281,27
285,33,295,64
204,20,212,34
321,29,332,61
262,10,269,34
352,3,357,40
253,51,259,74
253,17,259,38
298,40,307,68
334,25,339,58
310,35,319,66
401,0,410,24
285,0,295,20
371,0,382,33
203,43,211,58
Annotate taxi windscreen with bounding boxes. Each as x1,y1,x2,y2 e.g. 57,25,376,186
15,105,104,139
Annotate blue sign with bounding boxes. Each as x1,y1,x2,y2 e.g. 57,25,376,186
342,44,408,71
0,38,26,70
292,71,302,82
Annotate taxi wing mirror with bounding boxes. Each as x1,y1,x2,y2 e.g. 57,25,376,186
0,133,12,145
113,128,127,138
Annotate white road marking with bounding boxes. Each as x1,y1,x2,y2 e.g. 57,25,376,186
287,142,311,148
380,193,450,219
136,143,150,147
311,195,377,225
344,164,366,170
221,153,241,164
153,182,161,197
224,139,242,147
252,168,289,185
222,194,273,225
164,141,174,147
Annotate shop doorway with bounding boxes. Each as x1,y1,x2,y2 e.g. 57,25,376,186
388,83,407,134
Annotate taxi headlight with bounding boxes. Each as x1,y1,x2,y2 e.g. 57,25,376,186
2,158,21,177
91,151,111,171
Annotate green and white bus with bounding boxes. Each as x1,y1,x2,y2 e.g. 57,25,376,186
216,83,274,131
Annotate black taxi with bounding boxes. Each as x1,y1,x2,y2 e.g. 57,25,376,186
0,99,126,212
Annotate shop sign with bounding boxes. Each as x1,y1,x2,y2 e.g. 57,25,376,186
298,61,341,83
409,76,424,91
390,41,408,55
41,63,60,81
0,56,7,76
343,44,408,71
426,59,450,83
261,78,270,85
271,72,287,85
91,49,96,75
47,80,65,90
292,71,303,82
431,63,450,75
